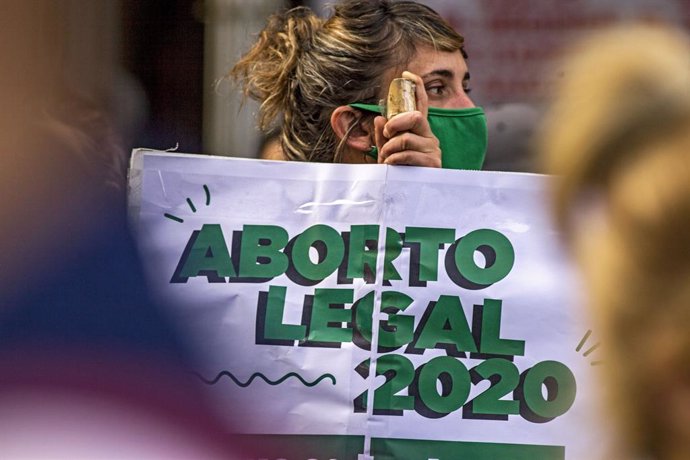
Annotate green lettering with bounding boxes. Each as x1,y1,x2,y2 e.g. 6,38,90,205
379,291,414,348
479,299,525,356
346,225,379,282
454,229,515,285
178,224,235,279
238,225,289,278
355,291,414,349
405,227,456,282
383,228,403,281
354,291,375,344
261,285,307,341
292,225,344,281
308,288,354,343
415,296,477,353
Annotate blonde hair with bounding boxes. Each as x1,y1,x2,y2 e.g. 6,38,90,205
539,25,690,460
231,0,465,162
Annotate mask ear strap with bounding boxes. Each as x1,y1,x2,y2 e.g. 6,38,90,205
349,103,385,116
348,104,382,160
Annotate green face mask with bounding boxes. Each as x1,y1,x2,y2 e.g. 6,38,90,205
349,103,487,170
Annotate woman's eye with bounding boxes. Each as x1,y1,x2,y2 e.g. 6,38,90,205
426,85,445,96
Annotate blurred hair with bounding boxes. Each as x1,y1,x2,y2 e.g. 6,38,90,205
539,24,690,460
231,0,465,163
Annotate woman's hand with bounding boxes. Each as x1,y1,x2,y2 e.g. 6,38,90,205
374,71,441,168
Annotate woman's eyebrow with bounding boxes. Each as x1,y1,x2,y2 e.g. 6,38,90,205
421,69,454,80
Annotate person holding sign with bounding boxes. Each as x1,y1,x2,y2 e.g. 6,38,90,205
540,24,690,460
231,0,487,169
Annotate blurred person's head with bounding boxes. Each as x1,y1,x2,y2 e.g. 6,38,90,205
231,0,471,163
0,3,242,457
0,2,128,302
539,24,690,460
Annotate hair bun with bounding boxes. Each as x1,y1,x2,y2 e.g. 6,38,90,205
230,7,322,131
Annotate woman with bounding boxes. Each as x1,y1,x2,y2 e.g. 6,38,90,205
231,0,487,169
539,25,690,460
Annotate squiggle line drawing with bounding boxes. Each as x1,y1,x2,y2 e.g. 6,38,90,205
164,185,211,223
194,371,336,387
576,329,602,366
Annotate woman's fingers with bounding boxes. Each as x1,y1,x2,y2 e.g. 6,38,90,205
402,70,428,118
382,110,433,139
379,110,440,167
378,129,441,167
374,116,387,164
373,71,441,167
384,150,442,167
378,131,439,159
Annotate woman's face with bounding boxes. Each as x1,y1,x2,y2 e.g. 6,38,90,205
392,45,475,109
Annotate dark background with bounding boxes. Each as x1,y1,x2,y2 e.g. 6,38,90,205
120,0,205,152
119,0,303,153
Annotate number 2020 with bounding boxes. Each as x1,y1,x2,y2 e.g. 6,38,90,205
353,355,576,422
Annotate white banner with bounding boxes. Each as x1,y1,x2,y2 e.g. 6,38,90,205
128,150,605,459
